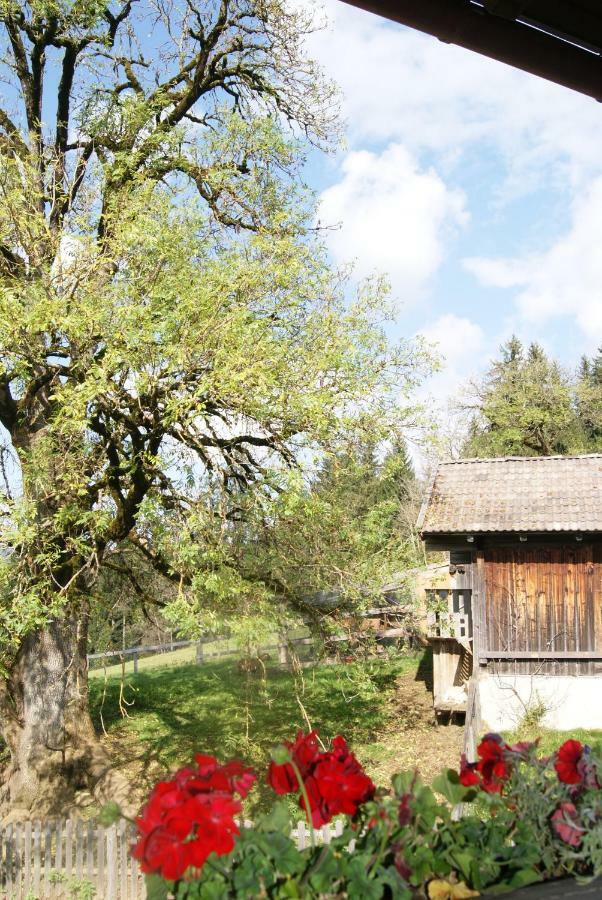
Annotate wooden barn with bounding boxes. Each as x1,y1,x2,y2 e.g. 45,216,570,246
417,454,602,732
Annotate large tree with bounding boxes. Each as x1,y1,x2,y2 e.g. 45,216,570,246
0,0,427,816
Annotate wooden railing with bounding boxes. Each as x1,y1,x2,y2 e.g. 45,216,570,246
427,611,471,641
426,589,472,644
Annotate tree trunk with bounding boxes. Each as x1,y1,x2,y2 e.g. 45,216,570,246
0,612,132,821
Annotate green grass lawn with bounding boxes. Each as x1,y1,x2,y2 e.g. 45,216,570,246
503,726,602,756
89,652,421,814
90,642,200,677
88,629,312,677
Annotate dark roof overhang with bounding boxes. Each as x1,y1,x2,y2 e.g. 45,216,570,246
339,0,602,103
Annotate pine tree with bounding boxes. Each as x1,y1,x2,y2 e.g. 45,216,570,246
463,337,582,457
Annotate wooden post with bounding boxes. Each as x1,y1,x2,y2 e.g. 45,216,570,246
5,824,13,896
278,631,289,668
55,820,63,892
33,820,41,898
97,825,106,897
43,820,52,895
106,824,117,900
196,640,204,665
120,818,128,900
133,650,139,674
24,819,32,895
14,822,22,899
130,822,140,900
65,819,73,880
473,548,487,672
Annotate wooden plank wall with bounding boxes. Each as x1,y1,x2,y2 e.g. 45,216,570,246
482,542,602,675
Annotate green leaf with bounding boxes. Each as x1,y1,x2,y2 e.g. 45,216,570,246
256,800,293,836
97,801,122,826
449,850,476,881
392,771,420,796
145,874,171,900
432,770,476,806
486,868,541,894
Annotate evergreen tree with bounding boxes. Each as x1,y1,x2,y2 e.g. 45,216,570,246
577,346,602,451
463,337,582,457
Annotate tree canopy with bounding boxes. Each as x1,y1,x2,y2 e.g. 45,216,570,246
462,337,602,458
0,0,431,813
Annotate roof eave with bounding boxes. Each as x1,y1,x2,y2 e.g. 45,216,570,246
339,0,602,103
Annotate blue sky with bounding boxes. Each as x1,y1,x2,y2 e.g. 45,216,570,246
301,0,602,420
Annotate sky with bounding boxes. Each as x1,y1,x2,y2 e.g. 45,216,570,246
301,0,602,431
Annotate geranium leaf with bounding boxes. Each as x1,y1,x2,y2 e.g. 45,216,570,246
432,771,475,806
145,874,171,900
256,799,293,835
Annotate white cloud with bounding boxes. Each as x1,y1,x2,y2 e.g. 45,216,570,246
418,313,486,401
309,0,602,191
463,178,602,349
409,314,488,468
421,314,485,369
318,144,468,304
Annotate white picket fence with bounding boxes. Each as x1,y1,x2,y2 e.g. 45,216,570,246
0,818,346,899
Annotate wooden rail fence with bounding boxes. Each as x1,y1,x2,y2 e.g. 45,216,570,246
0,818,346,899
87,607,413,673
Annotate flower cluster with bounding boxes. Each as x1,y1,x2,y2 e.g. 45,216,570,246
132,754,256,880
267,730,375,826
549,739,600,847
458,736,601,852
554,738,599,789
459,734,512,794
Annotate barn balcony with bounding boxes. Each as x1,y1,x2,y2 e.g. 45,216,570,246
425,589,473,719
426,589,473,651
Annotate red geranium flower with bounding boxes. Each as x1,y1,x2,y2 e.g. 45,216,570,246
458,736,512,793
476,737,511,793
459,753,480,788
555,740,584,785
311,741,375,822
551,802,585,847
132,753,255,881
267,731,374,826
267,759,299,794
267,730,321,795
188,756,256,798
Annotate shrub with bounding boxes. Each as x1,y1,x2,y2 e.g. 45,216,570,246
123,731,602,899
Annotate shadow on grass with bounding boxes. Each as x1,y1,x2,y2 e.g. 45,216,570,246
89,652,424,809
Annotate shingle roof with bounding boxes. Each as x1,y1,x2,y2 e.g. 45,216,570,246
417,455,602,535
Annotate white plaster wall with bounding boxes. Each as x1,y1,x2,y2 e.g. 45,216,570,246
478,674,602,732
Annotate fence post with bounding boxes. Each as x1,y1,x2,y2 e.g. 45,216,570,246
97,824,106,896
133,650,139,674
5,824,13,896
24,820,32,896
33,820,41,897
106,824,117,900
196,640,204,665
278,632,289,669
